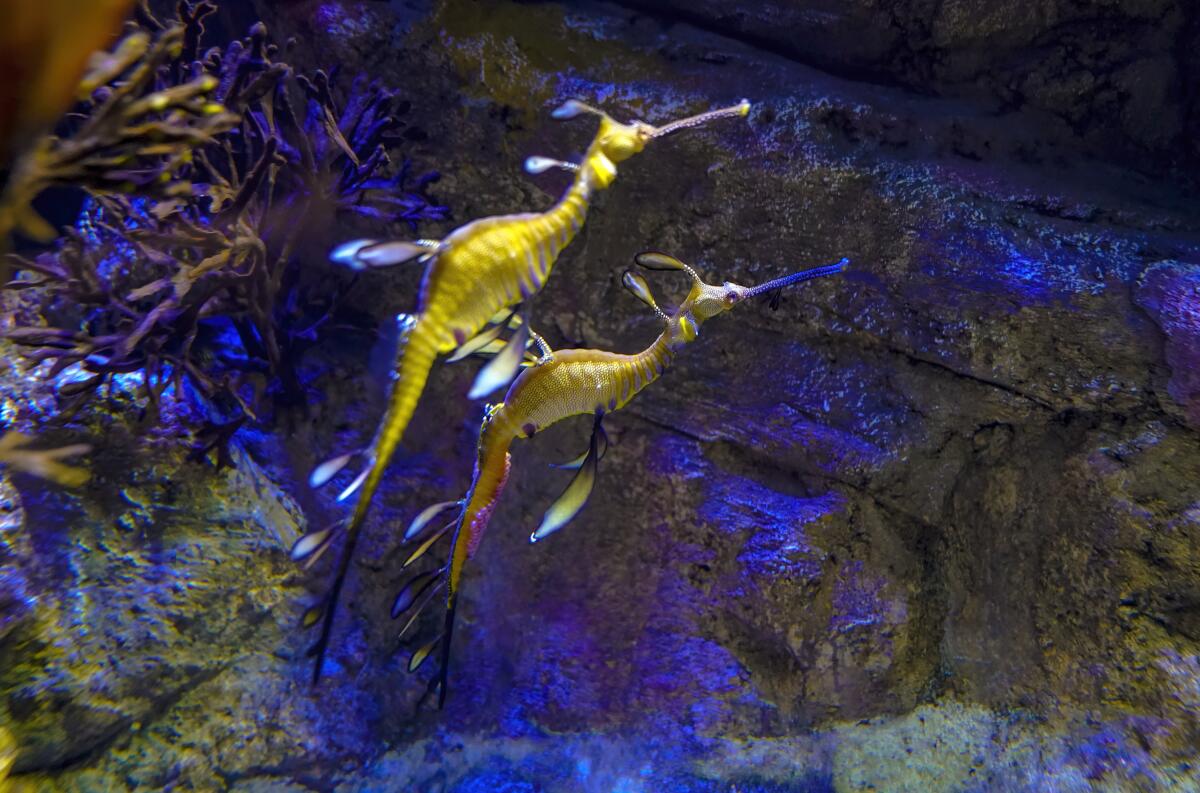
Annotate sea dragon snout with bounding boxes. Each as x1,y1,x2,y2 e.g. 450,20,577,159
293,100,753,685
390,252,847,707
548,97,751,151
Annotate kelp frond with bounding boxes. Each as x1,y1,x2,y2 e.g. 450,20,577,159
3,0,447,442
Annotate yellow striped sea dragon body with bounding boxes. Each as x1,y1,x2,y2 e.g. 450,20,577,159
294,100,752,682
394,252,848,706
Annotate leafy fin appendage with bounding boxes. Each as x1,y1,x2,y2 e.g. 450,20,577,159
532,411,603,542
291,520,344,570
447,321,508,363
409,632,442,673
447,311,522,363
525,156,579,174
403,519,456,568
622,270,665,319
550,422,609,470
330,239,433,270
391,568,443,619
404,500,462,541
309,451,359,488
468,318,530,399
305,320,441,685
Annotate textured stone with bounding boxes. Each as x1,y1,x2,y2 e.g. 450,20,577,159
1137,262,1200,429
616,0,1200,171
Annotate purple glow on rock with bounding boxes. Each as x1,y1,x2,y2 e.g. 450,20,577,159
1136,262,1200,428
831,560,901,635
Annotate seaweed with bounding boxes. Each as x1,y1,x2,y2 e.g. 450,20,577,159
0,6,237,243
3,1,448,450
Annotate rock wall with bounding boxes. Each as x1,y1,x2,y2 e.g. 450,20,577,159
2,0,1199,790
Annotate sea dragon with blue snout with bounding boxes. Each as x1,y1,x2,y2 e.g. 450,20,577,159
392,252,848,707
293,99,752,683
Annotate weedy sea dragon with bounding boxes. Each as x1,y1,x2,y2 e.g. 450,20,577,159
294,99,752,682
390,251,848,706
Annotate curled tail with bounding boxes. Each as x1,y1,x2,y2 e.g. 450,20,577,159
307,317,442,683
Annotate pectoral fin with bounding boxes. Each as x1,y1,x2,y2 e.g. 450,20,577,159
532,413,603,542
468,320,530,399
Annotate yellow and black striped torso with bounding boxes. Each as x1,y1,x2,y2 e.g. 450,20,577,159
492,333,676,441
419,182,590,353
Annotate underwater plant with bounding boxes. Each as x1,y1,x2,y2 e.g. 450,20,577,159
0,3,238,245
299,98,753,683
3,1,446,434
303,251,847,705
0,0,135,173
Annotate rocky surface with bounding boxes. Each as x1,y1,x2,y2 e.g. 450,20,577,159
2,0,1200,790
617,0,1200,174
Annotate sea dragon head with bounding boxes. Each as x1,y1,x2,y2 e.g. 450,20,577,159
625,252,849,347
532,99,752,187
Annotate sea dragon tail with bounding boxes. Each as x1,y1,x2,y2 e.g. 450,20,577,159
433,417,513,706
309,317,442,683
